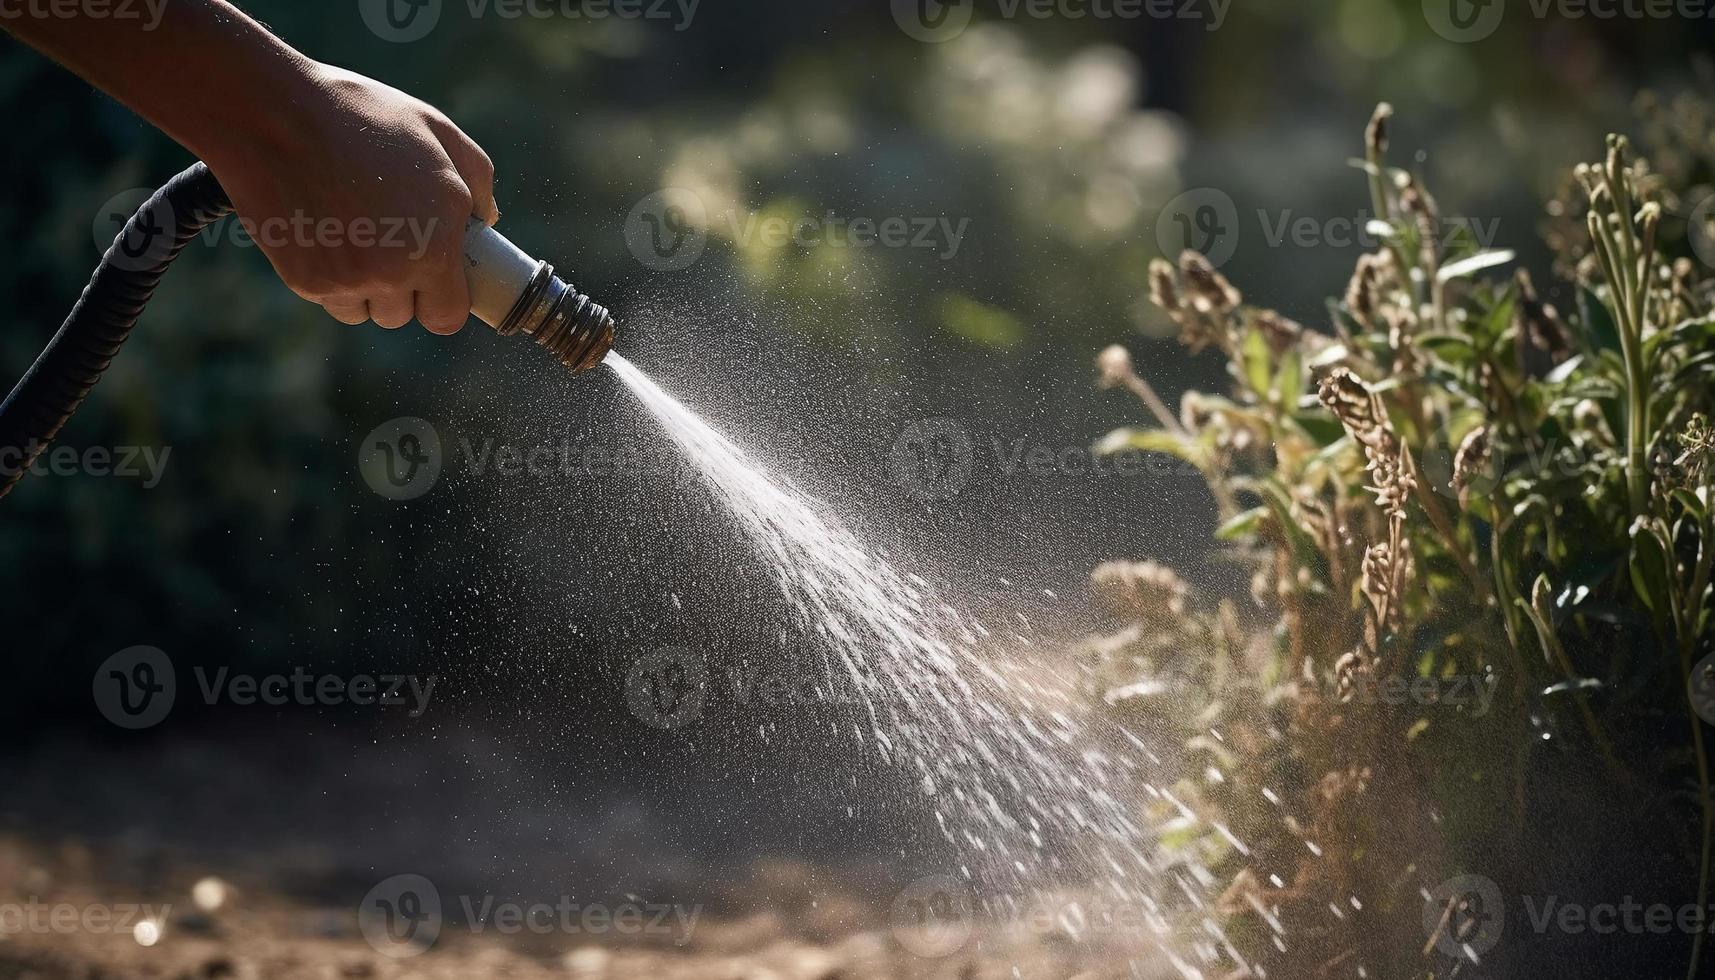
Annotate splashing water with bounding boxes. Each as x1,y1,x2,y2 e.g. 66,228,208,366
606,353,1259,976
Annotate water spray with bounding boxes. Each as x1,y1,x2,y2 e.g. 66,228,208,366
0,161,617,499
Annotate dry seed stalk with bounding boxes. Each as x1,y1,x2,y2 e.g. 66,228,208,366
1318,368,1415,521
1344,253,1387,332
1092,559,1194,628
1147,251,1243,355
1453,425,1494,509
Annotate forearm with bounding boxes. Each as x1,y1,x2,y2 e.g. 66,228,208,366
8,0,500,334
2,0,318,167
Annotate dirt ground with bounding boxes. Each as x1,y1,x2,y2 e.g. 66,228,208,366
0,716,1178,980
0,835,1171,980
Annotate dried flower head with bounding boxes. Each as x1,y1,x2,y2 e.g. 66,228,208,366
1676,413,1715,487
1452,425,1494,506
1096,344,1136,390
1383,304,1422,374
1147,252,1241,354
1344,252,1389,331
1148,258,1179,312
1366,102,1393,161
1250,310,1304,356
1317,368,1415,520
1180,392,1260,455
1360,541,1396,591
1179,250,1242,317
1318,765,1372,808
1339,537,1414,701
1372,541,1413,617
1399,176,1442,269
1216,868,1265,918
1092,560,1193,627
1318,368,1377,425
1369,451,1415,519
1664,258,1706,327
1334,649,1369,703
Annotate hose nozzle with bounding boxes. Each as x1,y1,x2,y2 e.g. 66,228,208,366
463,221,616,373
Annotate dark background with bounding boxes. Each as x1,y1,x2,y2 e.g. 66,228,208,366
1,0,1711,920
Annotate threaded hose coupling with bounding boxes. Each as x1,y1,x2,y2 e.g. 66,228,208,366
494,261,616,374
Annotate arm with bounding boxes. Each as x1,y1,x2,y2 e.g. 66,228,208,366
5,0,496,333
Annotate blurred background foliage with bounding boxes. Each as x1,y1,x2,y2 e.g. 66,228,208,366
2,0,1713,767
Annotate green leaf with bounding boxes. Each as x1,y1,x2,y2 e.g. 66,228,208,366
1308,343,1350,369
1095,427,1207,468
1292,412,1347,448
1644,316,1715,365
1215,507,1267,541
1577,284,1621,355
1544,354,1584,386
1257,477,1322,566
1307,434,1356,473
1240,326,1272,399
1475,292,1519,356
1275,346,1305,410
1436,249,1516,283
1672,488,1707,523
1418,332,1479,367
937,294,1024,348
1673,349,1715,384
1628,518,1673,616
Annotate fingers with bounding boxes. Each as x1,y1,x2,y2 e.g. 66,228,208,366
368,290,415,330
324,291,464,334
317,235,468,335
322,297,369,326
428,114,499,227
414,280,471,336
410,188,473,336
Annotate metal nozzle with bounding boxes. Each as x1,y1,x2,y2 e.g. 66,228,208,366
462,220,617,374
494,261,616,374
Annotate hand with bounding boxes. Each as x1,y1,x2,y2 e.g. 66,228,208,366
202,64,499,334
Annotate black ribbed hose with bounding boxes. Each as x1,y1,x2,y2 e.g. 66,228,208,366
0,162,232,500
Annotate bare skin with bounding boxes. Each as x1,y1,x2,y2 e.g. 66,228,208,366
4,0,496,334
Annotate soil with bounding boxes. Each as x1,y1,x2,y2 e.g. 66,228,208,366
0,726,1168,979
0,838,1159,979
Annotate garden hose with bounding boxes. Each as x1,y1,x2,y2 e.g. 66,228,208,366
0,161,617,500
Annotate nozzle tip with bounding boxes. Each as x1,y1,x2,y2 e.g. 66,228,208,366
503,265,616,374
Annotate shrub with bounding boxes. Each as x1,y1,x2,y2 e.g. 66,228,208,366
1090,101,1715,977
